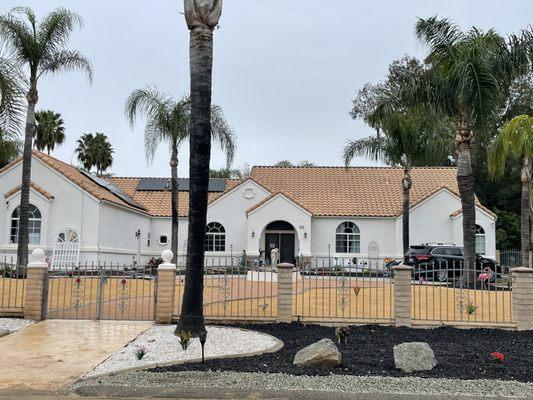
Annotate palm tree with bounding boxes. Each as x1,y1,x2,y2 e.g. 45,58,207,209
34,110,65,154
0,7,92,266
75,132,114,176
179,0,224,336
125,87,235,266
375,17,533,273
0,56,24,136
343,110,452,254
488,115,533,267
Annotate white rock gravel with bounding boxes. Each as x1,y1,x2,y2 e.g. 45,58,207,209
0,317,34,334
76,370,533,398
85,325,281,378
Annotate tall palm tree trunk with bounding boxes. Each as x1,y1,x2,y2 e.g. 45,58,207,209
16,83,38,267
402,168,412,255
170,147,179,265
520,157,530,267
178,9,219,335
456,113,476,280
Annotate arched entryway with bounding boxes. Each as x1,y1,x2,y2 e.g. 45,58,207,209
264,220,296,265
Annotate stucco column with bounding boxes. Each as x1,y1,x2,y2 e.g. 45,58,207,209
511,267,533,331
156,250,177,324
392,265,413,327
277,263,294,323
24,249,49,321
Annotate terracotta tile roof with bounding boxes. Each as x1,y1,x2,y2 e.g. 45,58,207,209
4,181,54,200
30,151,148,213
249,166,493,217
109,177,241,217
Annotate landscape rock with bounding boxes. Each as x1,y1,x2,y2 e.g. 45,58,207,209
293,338,341,368
393,342,437,373
0,328,10,337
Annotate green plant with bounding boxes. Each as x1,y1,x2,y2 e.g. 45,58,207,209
466,302,478,315
335,326,350,345
178,331,193,350
135,346,147,360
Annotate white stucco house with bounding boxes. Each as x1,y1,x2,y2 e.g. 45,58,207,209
0,151,496,266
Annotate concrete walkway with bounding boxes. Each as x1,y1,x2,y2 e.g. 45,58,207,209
0,319,151,391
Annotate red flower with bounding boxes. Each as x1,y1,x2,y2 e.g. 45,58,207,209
490,352,505,363
121,279,127,285
75,277,81,284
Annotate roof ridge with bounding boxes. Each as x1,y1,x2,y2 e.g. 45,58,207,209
251,165,457,170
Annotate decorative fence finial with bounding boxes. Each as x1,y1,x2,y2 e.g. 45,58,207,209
31,248,45,263
162,250,174,264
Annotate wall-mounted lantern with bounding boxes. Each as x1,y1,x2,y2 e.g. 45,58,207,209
304,231,308,239
251,231,255,238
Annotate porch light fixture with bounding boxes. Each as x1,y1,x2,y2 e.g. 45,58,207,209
304,231,308,239
251,231,255,238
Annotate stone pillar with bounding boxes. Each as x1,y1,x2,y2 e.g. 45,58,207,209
495,250,501,265
392,265,413,327
277,263,294,323
156,250,177,324
24,249,49,321
511,267,533,331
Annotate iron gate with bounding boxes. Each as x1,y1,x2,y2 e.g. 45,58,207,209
45,263,157,320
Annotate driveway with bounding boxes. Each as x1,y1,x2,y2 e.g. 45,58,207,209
0,319,151,391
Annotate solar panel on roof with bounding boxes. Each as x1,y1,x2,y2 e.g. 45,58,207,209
80,170,146,210
136,178,226,192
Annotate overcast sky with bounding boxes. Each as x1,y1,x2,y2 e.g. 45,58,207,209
3,0,533,177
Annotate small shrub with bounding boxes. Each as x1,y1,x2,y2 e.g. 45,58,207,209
335,326,350,345
178,331,193,350
466,302,478,315
135,346,147,360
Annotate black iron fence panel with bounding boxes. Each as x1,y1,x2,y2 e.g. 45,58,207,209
45,262,156,321
0,256,25,316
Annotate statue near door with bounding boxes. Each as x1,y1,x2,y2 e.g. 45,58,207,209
270,247,279,267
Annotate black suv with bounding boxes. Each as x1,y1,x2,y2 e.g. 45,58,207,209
404,244,501,282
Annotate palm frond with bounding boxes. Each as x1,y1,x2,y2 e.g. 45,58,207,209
38,7,83,57
210,104,236,166
38,49,92,82
342,136,387,167
0,57,25,135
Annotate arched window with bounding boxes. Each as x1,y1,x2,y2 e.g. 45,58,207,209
205,222,225,252
475,225,485,255
10,204,42,244
336,222,360,253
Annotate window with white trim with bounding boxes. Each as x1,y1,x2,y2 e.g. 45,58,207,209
335,222,360,253
205,222,225,252
10,204,42,244
475,225,485,255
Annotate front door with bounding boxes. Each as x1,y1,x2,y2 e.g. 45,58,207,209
265,233,295,264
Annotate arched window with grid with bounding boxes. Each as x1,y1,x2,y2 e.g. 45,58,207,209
205,222,225,252
10,204,41,245
335,222,360,253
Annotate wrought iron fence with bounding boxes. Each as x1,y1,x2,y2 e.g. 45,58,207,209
0,256,25,316
411,260,513,325
45,262,156,320
174,256,277,320
500,249,522,270
294,257,394,322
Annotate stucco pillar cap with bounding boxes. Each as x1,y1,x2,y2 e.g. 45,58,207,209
158,250,176,271
392,265,414,271
511,267,533,273
277,263,295,268
27,248,48,269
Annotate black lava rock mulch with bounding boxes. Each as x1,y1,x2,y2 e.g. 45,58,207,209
150,323,533,382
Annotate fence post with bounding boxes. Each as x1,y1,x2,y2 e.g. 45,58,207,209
155,250,176,324
392,265,413,327
495,250,501,265
277,263,294,323
511,267,533,331
24,249,48,321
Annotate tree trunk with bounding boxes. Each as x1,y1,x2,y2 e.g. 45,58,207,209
16,84,38,267
520,157,530,268
170,147,179,265
456,112,476,281
402,168,412,255
178,22,216,336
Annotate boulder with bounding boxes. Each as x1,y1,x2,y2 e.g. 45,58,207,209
0,329,10,337
393,342,437,373
293,338,341,368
